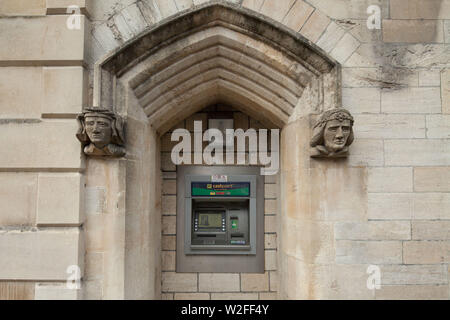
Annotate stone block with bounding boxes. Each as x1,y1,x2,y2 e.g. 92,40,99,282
375,284,449,300
368,193,412,220
403,241,450,264
162,216,176,235
0,173,37,226
46,0,92,16
162,251,176,271
264,215,277,234
367,167,413,192
300,10,330,43
342,67,418,88
111,3,148,42
260,292,277,300
241,272,269,292
0,0,45,15
381,87,441,114
162,272,197,292
34,283,81,300
36,173,84,226
242,0,264,11
211,293,259,300
316,22,346,53
426,115,450,138
380,264,448,285
0,16,88,65
335,240,402,264
264,184,277,199
0,120,84,170
385,140,450,166
259,0,295,23
390,0,450,19
175,0,194,11
418,69,441,87
42,67,87,117
0,282,35,300
269,271,278,292
265,233,277,249
265,250,277,271
162,180,177,195
162,195,177,215
335,221,411,240
342,88,381,114
330,33,360,64
265,200,277,215
282,0,314,32
174,293,210,300
383,20,444,43
155,0,177,18
347,139,384,167
442,69,450,114
0,67,43,118
306,0,389,19
414,167,450,192
0,228,83,280
412,221,450,240
412,193,450,220
354,114,425,139
199,273,240,292
162,235,176,251
161,293,174,300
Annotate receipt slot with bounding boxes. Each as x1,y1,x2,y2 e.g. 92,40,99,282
177,166,264,273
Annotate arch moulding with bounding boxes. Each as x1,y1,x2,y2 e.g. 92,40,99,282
87,2,343,299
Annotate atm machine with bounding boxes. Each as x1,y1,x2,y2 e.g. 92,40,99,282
176,166,264,273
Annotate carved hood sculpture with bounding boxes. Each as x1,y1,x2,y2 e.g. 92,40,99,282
76,107,126,157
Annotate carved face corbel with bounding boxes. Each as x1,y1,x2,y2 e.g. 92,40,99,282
76,107,126,157
310,108,355,158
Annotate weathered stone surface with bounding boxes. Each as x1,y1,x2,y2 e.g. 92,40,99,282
0,0,45,15
385,140,450,166
383,20,444,43
34,283,81,300
0,173,37,226
375,284,449,300
42,67,87,117
342,88,381,114
390,0,450,19
282,0,314,32
0,229,83,280
162,272,197,292
162,195,176,215
46,0,92,16
36,173,84,226
380,264,448,285
259,0,295,23
0,67,42,118
403,241,450,264
264,216,277,234
265,233,277,249
211,292,259,300
426,115,450,138
0,282,35,300
162,235,176,251
336,240,402,264
316,22,346,53
241,272,269,292
259,292,278,299
442,69,450,114
265,199,277,215
0,16,88,65
174,293,210,300
412,221,450,240
162,251,176,271
162,216,176,235
111,3,148,42
418,69,441,87
265,250,277,271
300,10,330,43
306,0,389,19
0,121,84,170
330,33,360,64
199,273,240,292
347,139,384,167
381,87,441,113
412,193,450,220
342,67,419,88
368,167,413,192
414,167,450,192
368,193,412,220
335,221,411,240
354,114,425,139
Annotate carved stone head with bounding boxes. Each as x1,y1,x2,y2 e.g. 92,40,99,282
76,107,126,157
310,108,354,158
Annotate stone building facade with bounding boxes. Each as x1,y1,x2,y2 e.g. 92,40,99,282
0,0,449,300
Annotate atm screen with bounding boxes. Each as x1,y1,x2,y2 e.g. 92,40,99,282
197,212,222,229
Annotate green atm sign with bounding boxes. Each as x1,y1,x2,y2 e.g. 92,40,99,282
192,182,250,197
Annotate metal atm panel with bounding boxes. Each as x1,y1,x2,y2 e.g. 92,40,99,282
176,166,264,273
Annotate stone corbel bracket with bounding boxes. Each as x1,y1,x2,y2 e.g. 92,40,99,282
76,107,126,157
310,108,355,158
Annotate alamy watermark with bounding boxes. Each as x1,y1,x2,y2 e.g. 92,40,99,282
366,265,381,290
171,121,279,175
66,265,81,289
66,5,82,30
367,5,381,30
